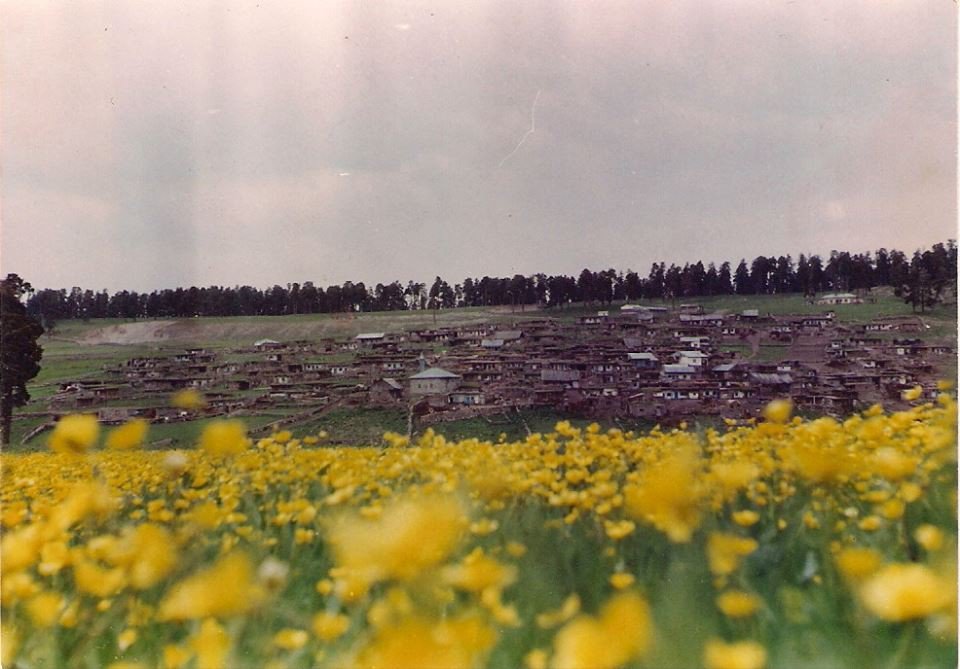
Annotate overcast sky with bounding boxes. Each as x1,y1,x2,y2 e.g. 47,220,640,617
1,1,956,292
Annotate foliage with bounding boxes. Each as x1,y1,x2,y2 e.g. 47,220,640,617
895,245,956,312
0,273,44,445
1,394,956,668
24,240,957,319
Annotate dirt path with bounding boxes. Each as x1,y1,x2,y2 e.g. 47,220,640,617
79,321,179,345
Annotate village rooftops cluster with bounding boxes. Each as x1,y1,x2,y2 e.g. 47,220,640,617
30,304,951,436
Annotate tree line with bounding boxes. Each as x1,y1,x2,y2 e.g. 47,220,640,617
25,242,957,325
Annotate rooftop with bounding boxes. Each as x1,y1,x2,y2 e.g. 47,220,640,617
410,367,461,380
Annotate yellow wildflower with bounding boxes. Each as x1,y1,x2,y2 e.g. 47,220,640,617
48,414,100,454
198,419,248,457
1,523,42,574
38,539,71,575
860,563,952,621
506,541,528,558
442,547,517,593
879,499,904,520
624,448,703,542
536,594,581,629
312,612,351,641
158,552,260,620
609,572,636,590
273,628,308,650
902,385,923,401
2,623,20,667
707,533,758,576
872,447,918,482
113,523,178,589
1,572,39,605
703,639,767,669
525,648,549,669
470,518,499,536
74,560,127,598
171,388,207,410
105,418,149,450
327,494,466,584
716,591,762,618
355,616,495,669
117,628,138,652
835,547,882,581
732,510,760,527
163,645,192,669
190,618,231,669
551,591,651,669
915,525,944,552
763,399,792,424
26,591,64,627
603,519,636,540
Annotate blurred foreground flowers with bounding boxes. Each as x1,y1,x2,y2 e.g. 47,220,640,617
0,395,956,668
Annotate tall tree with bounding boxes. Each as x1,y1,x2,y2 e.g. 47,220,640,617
1,274,44,446
734,260,751,295
717,262,733,295
896,251,938,312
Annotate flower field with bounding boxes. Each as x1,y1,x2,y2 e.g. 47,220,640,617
2,394,957,669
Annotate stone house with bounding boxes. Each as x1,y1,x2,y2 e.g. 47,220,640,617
409,367,461,396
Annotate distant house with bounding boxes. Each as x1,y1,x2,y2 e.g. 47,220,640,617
450,389,486,406
679,336,709,350
409,367,461,396
661,364,697,381
801,314,834,328
676,350,709,367
254,339,283,350
816,293,862,305
624,305,669,319
370,378,404,403
541,369,581,383
354,332,386,347
493,330,524,342
626,352,659,369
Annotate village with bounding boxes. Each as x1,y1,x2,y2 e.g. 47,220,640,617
37,294,955,439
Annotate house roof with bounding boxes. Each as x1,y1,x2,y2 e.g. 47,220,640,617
410,367,460,380
662,364,696,374
678,350,709,358
355,332,386,340
627,352,658,361
381,377,403,390
749,372,793,385
254,339,281,346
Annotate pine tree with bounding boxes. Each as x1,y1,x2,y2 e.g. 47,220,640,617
1,274,44,446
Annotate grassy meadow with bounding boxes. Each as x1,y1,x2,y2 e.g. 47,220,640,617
1,392,956,669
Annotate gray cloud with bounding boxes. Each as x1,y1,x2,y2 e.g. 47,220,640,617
1,0,955,291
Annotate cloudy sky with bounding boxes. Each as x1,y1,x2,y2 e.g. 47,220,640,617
1,1,956,292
